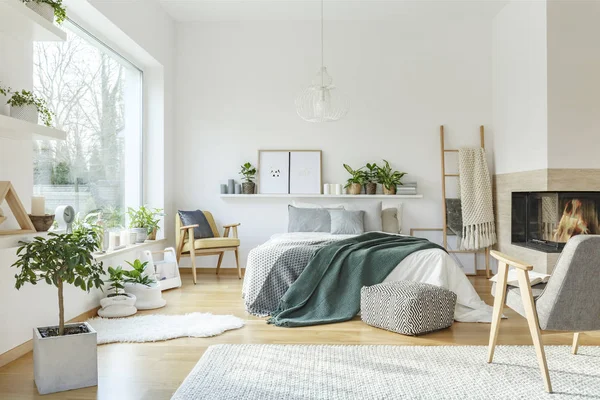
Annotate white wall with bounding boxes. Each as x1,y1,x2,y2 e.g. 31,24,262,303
175,19,494,270
492,0,548,175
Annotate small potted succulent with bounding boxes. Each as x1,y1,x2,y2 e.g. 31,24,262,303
127,205,164,242
23,0,67,24
7,89,53,127
376,159,406,195
98,265,137,318
364,163,379,195
240,162,257,194
12,229,104,394
343,164,366,195
123,259,165,310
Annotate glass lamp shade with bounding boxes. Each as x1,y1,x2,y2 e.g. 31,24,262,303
295,67,349,123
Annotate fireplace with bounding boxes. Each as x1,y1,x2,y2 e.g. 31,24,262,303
512,191,600,253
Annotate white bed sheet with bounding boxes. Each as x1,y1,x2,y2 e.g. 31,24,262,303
268,232,493,323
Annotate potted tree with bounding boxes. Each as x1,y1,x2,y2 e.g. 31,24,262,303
23,0,67,24
343,164,366,195
7,89,53,127
98,265,137,318
376,159,407,195
123,259,165,310
12,230,104,394
239,162,257,194
127,205,164,242
364,163,379,195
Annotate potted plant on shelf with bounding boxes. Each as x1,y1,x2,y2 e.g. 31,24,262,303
343,164,366,195
7,90,53,127
127,205,164,242
364,163,379,195
240,162,257,194
23,0,67,24
12,230,104,395
98,265,137,318
123,259,165,310
376,159,407,195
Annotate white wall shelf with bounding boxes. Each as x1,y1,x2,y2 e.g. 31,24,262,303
0,0,66,42
220,194,423,199
0,114,66,141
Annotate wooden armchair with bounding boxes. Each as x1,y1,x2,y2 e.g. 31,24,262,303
175,211,241,284
488,235,600,393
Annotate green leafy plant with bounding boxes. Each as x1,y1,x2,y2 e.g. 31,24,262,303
24,0,67,24
124,259,155,286
239,162,257,183
106,265,127,296
364,163,379,183
127,205,164,234
376,159,406,190
12,231,104,335
72,211,103,250
343,164,367,188
101,206,124,229
7,89,54,127
0,82,11,97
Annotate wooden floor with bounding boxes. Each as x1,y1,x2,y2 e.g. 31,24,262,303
0,272,598,399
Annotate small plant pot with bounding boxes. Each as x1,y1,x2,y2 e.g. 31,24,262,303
242,182,255,194
98,294,137,318
347,183,362,195
26,2,55,22
366,182,377,195
383,186,397,195
28,214,55,232
33,322,97,395
131,227,148,243
10,104,38,124
124,282,166,310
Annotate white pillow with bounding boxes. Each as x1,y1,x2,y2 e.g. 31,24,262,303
345,201,382,232
291,201,346,209
382,203,403,234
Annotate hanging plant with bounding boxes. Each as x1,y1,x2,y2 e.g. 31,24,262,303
23,0,67,24
7,90,54,127
0,82,11,97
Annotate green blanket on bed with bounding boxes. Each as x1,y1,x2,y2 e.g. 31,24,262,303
267,232,446,327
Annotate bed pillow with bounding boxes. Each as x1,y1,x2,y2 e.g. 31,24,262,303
291,201,345,210
178,210,214,239
382,203,403,234
330,210,365,235
288,205,331,233
346,201,382,232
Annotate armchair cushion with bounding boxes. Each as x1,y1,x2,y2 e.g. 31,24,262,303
491,282,547,318
178,210,214,239
182,237,240,252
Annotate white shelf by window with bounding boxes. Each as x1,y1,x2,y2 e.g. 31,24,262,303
0,114,66,141
0,0,66,42
220,194,423,199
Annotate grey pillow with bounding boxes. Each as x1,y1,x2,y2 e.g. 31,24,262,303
346,201,382,232
178,210,214,239
288,205,331,233
330,210,365,235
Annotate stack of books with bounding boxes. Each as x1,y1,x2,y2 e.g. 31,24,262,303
396,182,417,195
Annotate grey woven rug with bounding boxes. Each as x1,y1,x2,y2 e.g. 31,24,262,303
172,344,600,399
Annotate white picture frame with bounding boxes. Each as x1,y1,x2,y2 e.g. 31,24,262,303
258,151,290,194
289,151,322,194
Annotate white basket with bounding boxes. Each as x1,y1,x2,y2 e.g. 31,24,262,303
10,105,38,123
26,2,55,22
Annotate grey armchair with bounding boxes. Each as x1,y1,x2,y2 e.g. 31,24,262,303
487,235,600,393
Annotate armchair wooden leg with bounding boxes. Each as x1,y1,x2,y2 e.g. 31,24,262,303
190,247,197,285
488,261,508,363
234,248,241,279
572,332,581,355
216,252,224,275
517,270,552,393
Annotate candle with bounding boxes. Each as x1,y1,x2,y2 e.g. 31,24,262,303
323,184,330,195
334,184,342,195
108,232,118,251
31,196,45,216
120,230,130,247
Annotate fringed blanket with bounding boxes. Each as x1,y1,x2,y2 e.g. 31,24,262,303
458,148,497,250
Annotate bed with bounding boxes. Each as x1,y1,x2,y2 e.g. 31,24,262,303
242,232,494,323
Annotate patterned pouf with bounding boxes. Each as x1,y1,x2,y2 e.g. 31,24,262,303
360,281,457,336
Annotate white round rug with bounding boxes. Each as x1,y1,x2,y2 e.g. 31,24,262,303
87,313,244,344
172,344,600,399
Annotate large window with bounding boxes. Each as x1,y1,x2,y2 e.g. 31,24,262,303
33,21,142,226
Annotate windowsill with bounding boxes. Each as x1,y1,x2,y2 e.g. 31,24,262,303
93,238,167,260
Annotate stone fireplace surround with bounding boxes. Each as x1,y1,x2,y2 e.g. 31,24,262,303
493,169,600,274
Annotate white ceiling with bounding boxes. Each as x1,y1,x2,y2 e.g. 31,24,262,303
157,0,509,22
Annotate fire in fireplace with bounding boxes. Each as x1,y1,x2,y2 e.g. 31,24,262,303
512,191,600,252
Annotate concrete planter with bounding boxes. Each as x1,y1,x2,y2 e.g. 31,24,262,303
131,227,147,243
10,104,38,123
33,322,97,395
125,282,166,310
26,2,55,22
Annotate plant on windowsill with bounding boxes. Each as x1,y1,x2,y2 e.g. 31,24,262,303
123,259,166,310
376,159,406,195
127,205,164,242
343,164,366,195
6,90,54,127
22,0,67,24
12,229,104,394
239,162,257,194
98,265,137,319
364,163,379,195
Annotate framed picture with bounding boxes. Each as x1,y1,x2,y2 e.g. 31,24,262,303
289,151,322,194
258,151,290,194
